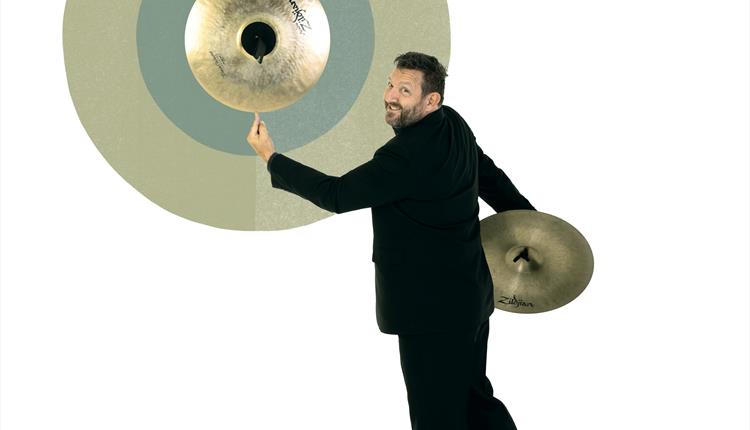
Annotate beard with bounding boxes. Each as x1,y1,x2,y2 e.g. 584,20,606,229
384,100,425,128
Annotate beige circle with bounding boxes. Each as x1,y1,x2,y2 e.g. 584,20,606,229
64,0,450,230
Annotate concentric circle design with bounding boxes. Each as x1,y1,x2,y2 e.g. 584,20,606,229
64,0,450,230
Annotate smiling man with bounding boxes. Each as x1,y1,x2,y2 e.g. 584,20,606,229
247,52,534,430
384,66,436,128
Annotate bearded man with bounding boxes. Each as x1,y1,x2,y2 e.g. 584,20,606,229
247,51,534,430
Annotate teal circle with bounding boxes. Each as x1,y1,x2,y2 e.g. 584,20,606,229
137,0,374,155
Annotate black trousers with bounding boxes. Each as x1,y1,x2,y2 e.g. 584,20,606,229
397,318,517,430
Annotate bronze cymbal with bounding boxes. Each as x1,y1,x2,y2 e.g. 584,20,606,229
480,210,594,313
185,0,331,112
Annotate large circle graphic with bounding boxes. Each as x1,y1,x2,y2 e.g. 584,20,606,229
63,0,450,230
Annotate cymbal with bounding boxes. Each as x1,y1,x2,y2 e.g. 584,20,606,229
480,210,594,313
185,0,331,112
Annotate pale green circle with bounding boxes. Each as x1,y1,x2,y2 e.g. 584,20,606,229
63,0,450,230
137,0,374,155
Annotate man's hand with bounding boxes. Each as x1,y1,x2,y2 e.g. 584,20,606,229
246,112,275,162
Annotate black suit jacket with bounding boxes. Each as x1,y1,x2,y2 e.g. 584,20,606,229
267,105,534,334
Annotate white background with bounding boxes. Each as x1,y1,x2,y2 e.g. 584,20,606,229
2,0,748,429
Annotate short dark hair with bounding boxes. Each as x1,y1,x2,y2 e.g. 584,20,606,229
394,52,448,105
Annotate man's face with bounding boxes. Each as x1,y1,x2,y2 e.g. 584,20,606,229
384,68,430,128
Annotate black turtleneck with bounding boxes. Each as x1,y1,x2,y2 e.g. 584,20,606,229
264,104,534,334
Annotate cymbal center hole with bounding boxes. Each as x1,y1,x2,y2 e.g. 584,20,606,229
513,247,531,263
241,22,276,64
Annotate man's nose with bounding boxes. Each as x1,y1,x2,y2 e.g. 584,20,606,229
385,88,399,103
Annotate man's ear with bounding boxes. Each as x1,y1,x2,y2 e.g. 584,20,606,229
428,92,441,108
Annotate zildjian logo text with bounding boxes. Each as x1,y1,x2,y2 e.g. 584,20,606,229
498,295,534,308
288,0,313,34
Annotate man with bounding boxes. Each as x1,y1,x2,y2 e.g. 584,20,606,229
247,52,534,430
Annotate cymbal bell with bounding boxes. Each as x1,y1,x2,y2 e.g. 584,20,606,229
185,0,331,112
480,210,594,313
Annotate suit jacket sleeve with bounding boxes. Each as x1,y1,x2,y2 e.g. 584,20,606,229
267,143,415,214
477,143,535,212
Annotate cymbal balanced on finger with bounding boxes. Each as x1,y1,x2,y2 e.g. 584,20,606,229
185,0,330,112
